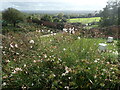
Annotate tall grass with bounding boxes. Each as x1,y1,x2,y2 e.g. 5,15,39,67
2,32,119,89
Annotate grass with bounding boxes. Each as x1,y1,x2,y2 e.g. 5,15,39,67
68,17,101,24
2,32,119,89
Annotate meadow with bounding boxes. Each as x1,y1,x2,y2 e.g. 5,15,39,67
68,17,101,24
2,31,119,89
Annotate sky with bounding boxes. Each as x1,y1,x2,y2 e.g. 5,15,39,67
0,0,109,11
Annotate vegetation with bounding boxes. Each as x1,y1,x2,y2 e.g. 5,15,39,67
2,32,119,89
41,14,53,22
68,17,100,24
2,8,25,27
1,0,120,89
99,1,120,26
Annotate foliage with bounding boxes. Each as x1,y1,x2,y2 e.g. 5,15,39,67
41,14,53,22
2,32,119,89
99,1,120,26
2,8,25,27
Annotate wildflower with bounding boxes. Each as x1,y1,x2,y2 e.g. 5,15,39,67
16,52,19,55
68,77,71,79
21,85,27,89
102,69,106,72
41,30,44,32
113,51,118,55
53,33,56,35
65,66,71,74
2,82,6,86
94,60,98,63
33,60,37,63
3,76,8,79
63,48,66,51
44,54,47,58
12,70,17,74
15,44,18,48
24,64,26,67
6,60,10,63
63,28,68,32
15,68,22,71
78,37,81,39
48,30,50,32
30,46,33,48
110,68,113,70
62,73,66,76
0,46,3,49
32,83,34,86
65,86,69,89
51,31,53,34
29,40,35,44
12,67,22,74
94,75,97,78
10,43,14,48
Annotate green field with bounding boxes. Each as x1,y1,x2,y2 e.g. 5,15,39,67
68,17,101,24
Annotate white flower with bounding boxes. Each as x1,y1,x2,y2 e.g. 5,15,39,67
15,68,22,71
33,60,37,63
44,54,47,58
32,83,34,86
6,60,10,63
12,68,22,74
65,86,69,89
30,46,33,48
94,60,98,63
12,70,17,74
41,30,44,32
0,46,3,49
63,48,66,51
3,82,6,86
62,73,66,76
15,44,18,48
48,30,50,32
29,40,35,44
78,37,81,39
113,51,118,55
10,43,14,48
24,64,26,67
68,77,71,79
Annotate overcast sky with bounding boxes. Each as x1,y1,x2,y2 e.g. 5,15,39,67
0,0,109,11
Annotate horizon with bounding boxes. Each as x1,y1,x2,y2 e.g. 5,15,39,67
0,0,108,11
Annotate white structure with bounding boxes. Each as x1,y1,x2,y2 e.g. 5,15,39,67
63,28,68,32
107,37,113,43
63,28,75,34
98,43,107,51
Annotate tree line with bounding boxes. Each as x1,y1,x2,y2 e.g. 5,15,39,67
2,0,120,27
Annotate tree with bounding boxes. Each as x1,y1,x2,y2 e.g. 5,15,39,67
2,8,24,27
100,0,120,26
41,14,52,22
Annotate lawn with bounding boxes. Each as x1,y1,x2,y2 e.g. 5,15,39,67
68,17,101,24
2,32,119,89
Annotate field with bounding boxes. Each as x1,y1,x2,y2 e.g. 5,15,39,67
68,17,101,24
2,32,119,89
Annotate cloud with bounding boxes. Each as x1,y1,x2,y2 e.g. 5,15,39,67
1,0,108,11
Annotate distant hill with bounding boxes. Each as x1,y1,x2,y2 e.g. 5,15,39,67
21,10,95,14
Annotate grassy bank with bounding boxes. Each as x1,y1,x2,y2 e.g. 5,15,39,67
2,32,119,89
